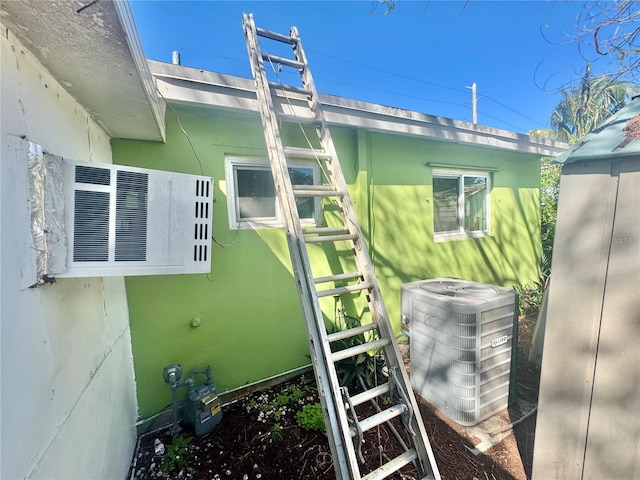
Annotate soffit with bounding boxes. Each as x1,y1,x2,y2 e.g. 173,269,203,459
0,0,165,142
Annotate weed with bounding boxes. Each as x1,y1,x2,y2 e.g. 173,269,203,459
270,423,284,440
331,309,386,390
516,250,551,316
288,386,303,402
276,393,291,407
160,434,193,475
296,403,325,432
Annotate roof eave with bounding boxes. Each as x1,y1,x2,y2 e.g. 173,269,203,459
150,60,567,157
0,0,166,142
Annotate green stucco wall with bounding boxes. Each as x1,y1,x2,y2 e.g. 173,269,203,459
112,105,541,418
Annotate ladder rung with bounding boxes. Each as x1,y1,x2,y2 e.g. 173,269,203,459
268,81,312,97
284,146,332,160
304,233,357,244
361,449,418,480
304,226,348,235
255,27,297,45
327,323,377,343
352,404,407,435
317,283,372,298
349,383,391,408
262,53,304,70
293,185,340,197
331,338,389,363
314,271,362,285
276,113,319,125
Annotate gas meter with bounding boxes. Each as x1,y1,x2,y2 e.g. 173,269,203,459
163,363,222,436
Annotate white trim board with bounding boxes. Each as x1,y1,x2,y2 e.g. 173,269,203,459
150,60,567,157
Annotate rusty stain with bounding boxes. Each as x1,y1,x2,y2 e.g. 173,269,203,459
617,114,640,149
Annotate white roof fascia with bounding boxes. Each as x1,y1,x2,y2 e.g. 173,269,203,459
150,60,566,157
114,1,166,142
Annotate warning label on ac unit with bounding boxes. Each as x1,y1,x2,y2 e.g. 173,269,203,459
491,335,508,348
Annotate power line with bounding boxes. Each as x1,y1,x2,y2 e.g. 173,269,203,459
484,95,548,129
310,50,470,95
138,4,546,132
139,36,247,66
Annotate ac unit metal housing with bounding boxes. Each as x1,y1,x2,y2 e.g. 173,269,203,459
58,161,214,277
401,277,517,426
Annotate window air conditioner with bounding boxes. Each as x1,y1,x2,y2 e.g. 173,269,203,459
57,161,213,277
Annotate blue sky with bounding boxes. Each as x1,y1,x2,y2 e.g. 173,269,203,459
130,1,626,134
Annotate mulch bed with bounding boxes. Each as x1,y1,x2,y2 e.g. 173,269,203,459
129,314,540,480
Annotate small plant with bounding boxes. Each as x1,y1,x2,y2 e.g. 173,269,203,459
276,393,291,407
331,309,386,389
296,403,325,432
160,434,193,475
516,250,551,316
270,423,284,440
288,386,304,402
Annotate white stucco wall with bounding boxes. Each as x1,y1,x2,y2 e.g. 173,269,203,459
1,28,137,480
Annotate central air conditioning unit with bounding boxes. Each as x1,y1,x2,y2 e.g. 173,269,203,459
57,161,214,277
401,278,517,426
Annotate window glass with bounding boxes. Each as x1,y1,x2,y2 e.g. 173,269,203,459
289,167,314,219
237,168,276,220
432,170,490,239
464,176,487,231
226,158,320,229
433,177,460,233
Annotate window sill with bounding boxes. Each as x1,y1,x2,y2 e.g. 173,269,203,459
230,219,320,231
434,231,490,242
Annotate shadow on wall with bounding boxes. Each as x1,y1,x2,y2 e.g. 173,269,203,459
534,160,640,478
360,182,540,327
255,175,541,337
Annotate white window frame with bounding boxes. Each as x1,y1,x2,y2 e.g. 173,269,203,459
225,156,322,230
432,168,491,241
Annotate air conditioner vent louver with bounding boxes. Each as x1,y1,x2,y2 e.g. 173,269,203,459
192,178,212,263
60,161,214,277
402,277,517,426
73,190,110,261
75,165,111,185
115,170,148,262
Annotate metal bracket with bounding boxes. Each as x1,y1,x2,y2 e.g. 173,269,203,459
389,367,416,437
341,386,365,463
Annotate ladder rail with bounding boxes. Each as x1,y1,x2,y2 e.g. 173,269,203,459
244,13,441,480
242,14,359,479
289,25,441,478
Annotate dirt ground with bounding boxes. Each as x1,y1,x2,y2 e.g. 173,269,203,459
129,313,540,480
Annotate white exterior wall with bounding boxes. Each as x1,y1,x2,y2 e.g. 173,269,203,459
1,28,137,480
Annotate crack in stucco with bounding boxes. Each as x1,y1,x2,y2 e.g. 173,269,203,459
24,324,132,479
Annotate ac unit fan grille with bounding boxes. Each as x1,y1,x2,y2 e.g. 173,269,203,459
73,190,109,261
115,170,148,261
75,165,111,185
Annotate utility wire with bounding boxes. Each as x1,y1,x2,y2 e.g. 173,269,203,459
140,5,543,131
310,50,469,95
484,95,547,129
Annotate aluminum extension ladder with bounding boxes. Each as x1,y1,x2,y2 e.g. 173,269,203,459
242,14,440,480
